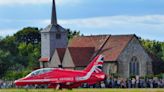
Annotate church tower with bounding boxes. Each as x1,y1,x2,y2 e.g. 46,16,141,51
39,0,68,67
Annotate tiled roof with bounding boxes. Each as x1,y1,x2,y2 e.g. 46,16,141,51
56,48,66,62
99,35,134,61
69,35,110,52
68,47,95,67
69,35,135,62
39,57,50,62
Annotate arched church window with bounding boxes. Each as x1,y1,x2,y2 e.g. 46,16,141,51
129,56,139,76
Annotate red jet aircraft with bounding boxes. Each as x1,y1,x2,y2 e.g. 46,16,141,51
14,55,105,89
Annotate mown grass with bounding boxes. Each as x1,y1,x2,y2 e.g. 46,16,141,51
0,89,164,92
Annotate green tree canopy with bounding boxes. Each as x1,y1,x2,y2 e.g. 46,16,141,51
14,27,41,44
67,29,80,40
141,39,164,61
0,27,81,79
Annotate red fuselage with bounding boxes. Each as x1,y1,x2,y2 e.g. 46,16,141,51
14,55,106,88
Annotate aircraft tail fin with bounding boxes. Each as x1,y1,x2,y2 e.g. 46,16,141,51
84,55,104,73
76,55,104,81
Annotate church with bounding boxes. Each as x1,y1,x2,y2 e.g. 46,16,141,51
39,0,153,78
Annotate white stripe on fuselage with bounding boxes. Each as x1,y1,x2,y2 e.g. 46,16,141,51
16,77,74,83
76,56,103,81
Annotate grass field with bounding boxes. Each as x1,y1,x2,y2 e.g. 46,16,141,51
0,89,164,92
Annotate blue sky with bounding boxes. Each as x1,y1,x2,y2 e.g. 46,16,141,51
0,0,164,41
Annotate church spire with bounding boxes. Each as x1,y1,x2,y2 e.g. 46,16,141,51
51,0,57,25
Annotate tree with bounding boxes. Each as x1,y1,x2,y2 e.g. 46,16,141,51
141,39,164,61
0,36,18,55
0,50,11,77
67,29,80,40
0,27,81,79
0,27,41,79
161,43,164,60
14,27,41,44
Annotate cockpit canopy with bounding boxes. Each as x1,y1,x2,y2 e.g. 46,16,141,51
26,68,54,77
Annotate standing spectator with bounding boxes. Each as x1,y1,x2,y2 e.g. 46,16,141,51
154,79,158,88
120,79,124,88
114,78,117,88
116,78,121,88
131,78,136,88
136,78,139,88
139,78,144,88
121,79,126,88
127,79,131,88
144,78,148,88
149,79,153,88
105,78,111,88
100,81,105,88
157,79,162,88
162,79,164,88
111,78,115,88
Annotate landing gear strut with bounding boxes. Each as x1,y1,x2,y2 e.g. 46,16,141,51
56,84,61,90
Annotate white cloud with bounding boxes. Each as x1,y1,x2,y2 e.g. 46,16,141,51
0,29,18,37
1,15,164,41
0,0,82,6
41,15,164,32
58,15,164,28
56,15,164,41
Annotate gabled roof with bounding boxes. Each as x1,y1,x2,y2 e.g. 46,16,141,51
69,35,110,51
98,35,134,61
56,48,66,62
69,34,135,62
68,47,95,67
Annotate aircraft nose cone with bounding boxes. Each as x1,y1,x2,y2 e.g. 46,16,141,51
14,79,21,86
14,80,18,85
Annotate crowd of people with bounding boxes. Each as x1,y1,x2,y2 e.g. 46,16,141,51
0,77,164,88
83,77,164,88
0,80,14,88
